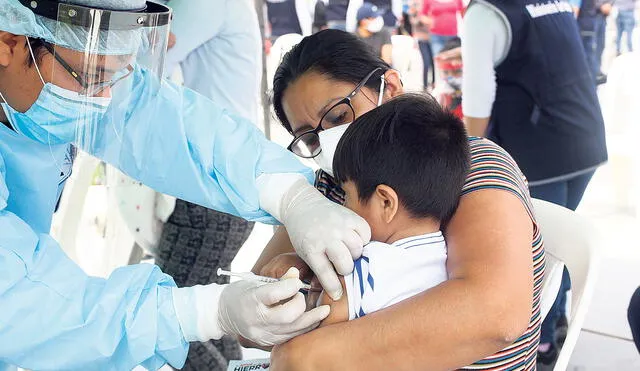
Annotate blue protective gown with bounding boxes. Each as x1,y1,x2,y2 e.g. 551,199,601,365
0,71,313,370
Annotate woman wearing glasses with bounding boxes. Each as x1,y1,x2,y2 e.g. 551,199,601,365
251,29,544,371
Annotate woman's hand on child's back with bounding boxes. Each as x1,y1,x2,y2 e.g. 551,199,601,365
261,253,312,280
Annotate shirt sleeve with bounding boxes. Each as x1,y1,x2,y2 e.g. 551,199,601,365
461,1,510,118
344,240,449,321
0,155,188,370
163,0,226,76
346,0,364,32
462,137,534,217
295,0,314,36
343,251,375,321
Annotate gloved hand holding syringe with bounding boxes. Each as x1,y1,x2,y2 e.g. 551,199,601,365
217,268,321,293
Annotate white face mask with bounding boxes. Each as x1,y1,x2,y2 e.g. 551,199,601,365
315,123,351,176
314,74,387,175
367,17,385,33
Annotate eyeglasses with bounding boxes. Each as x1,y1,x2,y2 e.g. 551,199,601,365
287,67,383,158
42,43,134,97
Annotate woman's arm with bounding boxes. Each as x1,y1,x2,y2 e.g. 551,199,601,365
251,226,296,274
270,189,534,371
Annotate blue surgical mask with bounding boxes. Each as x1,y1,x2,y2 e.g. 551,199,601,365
1,84,111,145
0,41,112,145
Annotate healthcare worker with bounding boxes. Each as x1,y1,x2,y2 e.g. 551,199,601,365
0,1,370,370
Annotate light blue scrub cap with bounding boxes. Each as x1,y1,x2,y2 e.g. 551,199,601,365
0,0,163,55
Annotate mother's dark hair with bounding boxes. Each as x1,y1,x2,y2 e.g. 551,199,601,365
272,29,391,133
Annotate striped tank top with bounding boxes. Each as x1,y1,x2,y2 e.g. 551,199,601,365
314,137,545,370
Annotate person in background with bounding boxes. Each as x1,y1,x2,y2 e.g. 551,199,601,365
421,0,465,56
594,0,614,84
313,0,329,33
629,287,640,354
264,0,314,53
410,0,435,90
398,1,414,35
461,2,607,368
356,3,394,64
578,0,600,80
324,0,353,31
347,0,403,32
616,0,637,55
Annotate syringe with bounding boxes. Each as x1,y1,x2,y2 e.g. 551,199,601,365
217,268,317,292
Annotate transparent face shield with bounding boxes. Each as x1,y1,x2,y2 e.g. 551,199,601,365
25,1,171,157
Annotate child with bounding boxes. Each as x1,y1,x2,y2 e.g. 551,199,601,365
264,94,470,325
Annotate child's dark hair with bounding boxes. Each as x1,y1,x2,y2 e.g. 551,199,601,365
333,94,470,222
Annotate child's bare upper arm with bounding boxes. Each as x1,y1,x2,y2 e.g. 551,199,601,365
316,276,349,327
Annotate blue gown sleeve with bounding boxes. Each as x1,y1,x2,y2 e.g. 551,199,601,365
0,155,189,370
92,68,314,225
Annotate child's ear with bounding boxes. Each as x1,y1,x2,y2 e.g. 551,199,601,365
375,185,399,224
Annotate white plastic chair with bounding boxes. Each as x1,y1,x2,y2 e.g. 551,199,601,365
391,34,424,92
532,199,600,370
539,253,564,323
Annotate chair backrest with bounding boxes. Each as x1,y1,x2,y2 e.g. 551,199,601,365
531,199,600,370
539,253,564,323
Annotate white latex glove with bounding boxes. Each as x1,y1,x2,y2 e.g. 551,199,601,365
219,267,330,346
172,267,330,346
257,173,372,300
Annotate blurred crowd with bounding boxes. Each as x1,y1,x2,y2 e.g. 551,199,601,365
263,0,636,95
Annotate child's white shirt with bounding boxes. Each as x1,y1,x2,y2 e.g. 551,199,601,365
345,231,448,320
